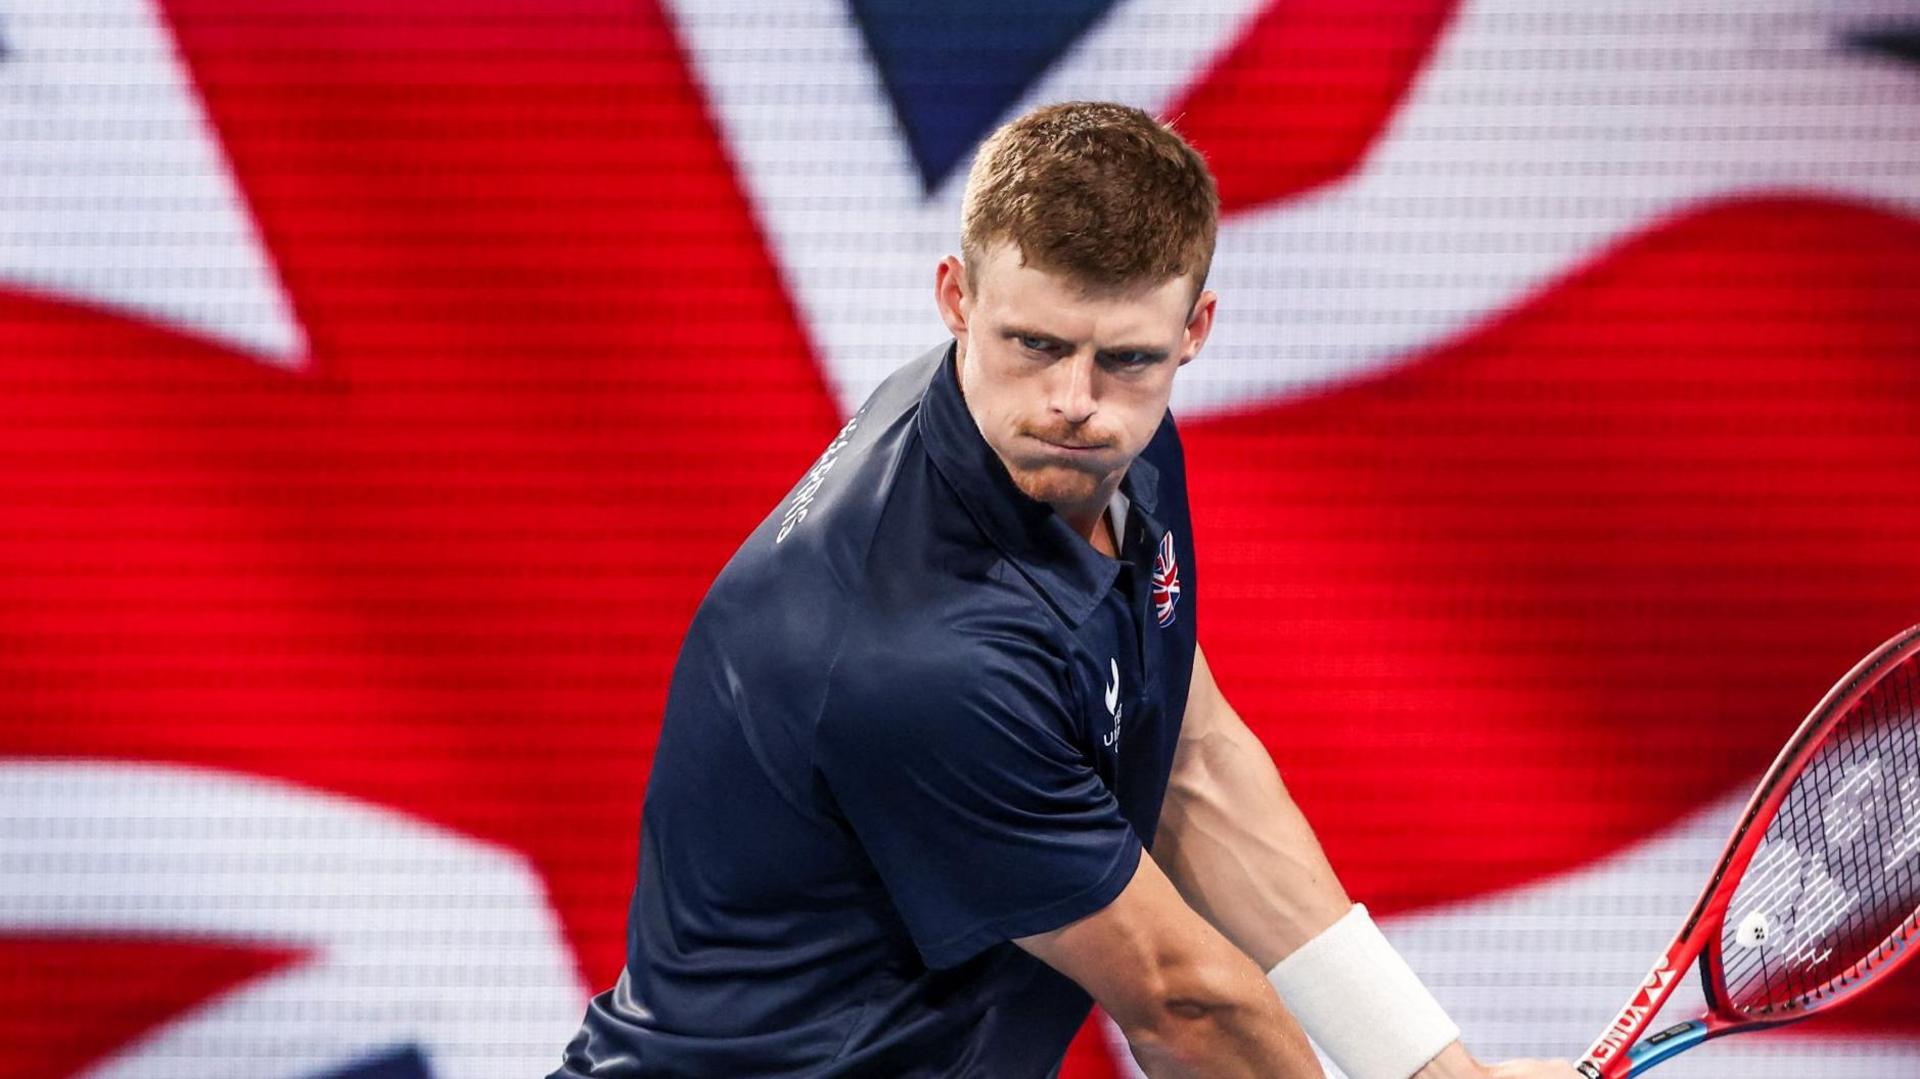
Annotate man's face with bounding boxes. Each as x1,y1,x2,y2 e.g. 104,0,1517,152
935,241,1216,519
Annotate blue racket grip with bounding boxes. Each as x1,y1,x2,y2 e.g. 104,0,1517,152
1623,1021,1708,1076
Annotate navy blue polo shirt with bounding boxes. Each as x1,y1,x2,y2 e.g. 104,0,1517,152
553,342,1198,1077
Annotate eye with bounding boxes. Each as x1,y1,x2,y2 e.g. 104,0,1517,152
1018,335,1055,354
1102,351,1157,369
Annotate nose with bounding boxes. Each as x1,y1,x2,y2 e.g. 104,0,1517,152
1049,353,1097,426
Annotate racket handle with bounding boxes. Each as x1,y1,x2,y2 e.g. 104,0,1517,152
1622,1021,1707,1077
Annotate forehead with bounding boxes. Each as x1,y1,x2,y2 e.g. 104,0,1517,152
970,243,1191,342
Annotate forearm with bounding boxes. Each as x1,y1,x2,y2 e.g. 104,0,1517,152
1152,702,1351,970
1119,962,1323,1079
1155,699,1471,1078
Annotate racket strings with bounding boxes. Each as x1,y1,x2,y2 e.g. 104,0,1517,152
1717,655,1920,1017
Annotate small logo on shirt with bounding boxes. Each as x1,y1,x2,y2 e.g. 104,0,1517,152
1151,531,1181,628
1101,658,1123,750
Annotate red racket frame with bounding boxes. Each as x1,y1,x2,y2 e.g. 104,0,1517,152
1576,624,1920,1079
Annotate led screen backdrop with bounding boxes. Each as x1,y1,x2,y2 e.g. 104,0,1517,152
2,1,1917,1076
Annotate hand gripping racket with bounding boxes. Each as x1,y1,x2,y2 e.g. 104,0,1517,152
1575,623,1920,1078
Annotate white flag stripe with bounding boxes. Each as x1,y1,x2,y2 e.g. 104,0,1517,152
0,0,306,364
673,0,1920,420
0,761,584,1078
1186,0,1920,414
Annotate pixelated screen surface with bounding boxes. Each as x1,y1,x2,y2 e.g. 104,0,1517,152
1,1,1917,1075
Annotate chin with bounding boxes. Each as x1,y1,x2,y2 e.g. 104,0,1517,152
1007,464,1104,510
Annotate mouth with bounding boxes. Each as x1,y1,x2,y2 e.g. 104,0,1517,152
1030,435,1109,455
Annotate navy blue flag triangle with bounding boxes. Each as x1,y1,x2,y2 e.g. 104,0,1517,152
848,0,1121,194
307,1046,434,1079
1843,22,1920,67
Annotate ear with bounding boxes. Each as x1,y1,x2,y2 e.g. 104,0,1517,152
1178,288,1217,367
934,255,970,340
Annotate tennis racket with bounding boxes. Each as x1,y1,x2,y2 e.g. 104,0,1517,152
1575,623,1920,1078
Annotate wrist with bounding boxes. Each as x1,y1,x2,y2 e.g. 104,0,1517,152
1265,903,1461,1079
1409,1041,1481,1079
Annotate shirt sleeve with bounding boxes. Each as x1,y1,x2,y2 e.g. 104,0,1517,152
814,631,1142,970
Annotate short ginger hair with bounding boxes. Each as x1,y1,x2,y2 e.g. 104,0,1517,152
960,101,1219,298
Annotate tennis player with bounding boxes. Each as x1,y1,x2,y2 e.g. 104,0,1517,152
551,101,1575,1078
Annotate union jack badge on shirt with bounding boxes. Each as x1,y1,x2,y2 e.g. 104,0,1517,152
1152,531,1181,628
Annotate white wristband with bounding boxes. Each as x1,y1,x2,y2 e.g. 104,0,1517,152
1265,903,1459,1079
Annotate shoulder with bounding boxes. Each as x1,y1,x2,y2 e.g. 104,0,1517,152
700,346,950,622
820,604,1076,756
763,347,944,556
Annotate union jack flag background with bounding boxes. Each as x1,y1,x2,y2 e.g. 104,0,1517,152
2,1,1917,1076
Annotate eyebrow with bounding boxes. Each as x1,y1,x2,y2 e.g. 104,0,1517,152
1001,325,1171,363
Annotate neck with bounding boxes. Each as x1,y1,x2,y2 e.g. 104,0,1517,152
1056,478,1124,557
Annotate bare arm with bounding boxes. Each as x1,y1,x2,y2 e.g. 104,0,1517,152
1155,645,1573,1079
1152,644,1351,970
1013,850,1324,1078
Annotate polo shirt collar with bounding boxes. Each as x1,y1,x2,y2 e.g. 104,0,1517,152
917,341,1162,626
